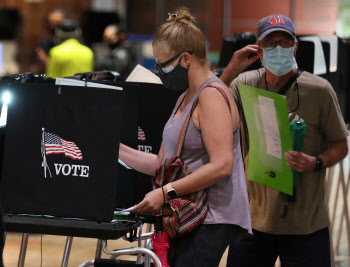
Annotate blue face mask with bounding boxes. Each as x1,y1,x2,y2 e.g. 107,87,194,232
262,46,298,76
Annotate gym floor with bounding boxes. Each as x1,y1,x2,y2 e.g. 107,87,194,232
3,232,229,266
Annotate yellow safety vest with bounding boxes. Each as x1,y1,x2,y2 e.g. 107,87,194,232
46,38,94,78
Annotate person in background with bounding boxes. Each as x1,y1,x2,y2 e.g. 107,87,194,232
94,24,137,78
46,19,94,78
30,8,69,74
118,8,251,267
220,14,349,267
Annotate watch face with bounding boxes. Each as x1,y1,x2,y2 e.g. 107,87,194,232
167,189,178,199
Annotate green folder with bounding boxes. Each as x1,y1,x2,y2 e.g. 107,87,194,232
239,84,293,195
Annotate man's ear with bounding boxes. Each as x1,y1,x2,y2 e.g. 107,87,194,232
294,40,298,56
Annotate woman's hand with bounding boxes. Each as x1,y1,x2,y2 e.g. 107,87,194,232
131,187,165,213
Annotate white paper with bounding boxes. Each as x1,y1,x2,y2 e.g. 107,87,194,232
55,78,83,86
55,78,123,90
118,158,133,169
120,205,136,212
258,96,282,159
85,81,122,90
126,64,162,84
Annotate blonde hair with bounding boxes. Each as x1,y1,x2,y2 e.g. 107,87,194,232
152,8,208,66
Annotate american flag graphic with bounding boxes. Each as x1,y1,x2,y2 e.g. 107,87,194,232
44,132,83,160
138,126,146,142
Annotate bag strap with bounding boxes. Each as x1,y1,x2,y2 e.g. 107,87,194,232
175,84,231,156
277,69,303,95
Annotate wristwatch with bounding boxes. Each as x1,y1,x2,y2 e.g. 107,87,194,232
314,155,323,171
167,183,178,200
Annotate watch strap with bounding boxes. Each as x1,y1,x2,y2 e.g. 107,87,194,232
314,155,323,171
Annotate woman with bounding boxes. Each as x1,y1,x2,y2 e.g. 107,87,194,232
119,8,251,267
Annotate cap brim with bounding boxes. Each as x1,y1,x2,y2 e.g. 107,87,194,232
258,28,296,41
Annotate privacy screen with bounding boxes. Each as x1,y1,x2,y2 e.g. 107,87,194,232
0,83,125,222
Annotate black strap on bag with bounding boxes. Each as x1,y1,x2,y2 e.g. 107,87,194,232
278,68,303,219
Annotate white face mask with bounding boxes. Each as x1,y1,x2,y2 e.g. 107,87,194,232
161,53,183,73
262,46,298,76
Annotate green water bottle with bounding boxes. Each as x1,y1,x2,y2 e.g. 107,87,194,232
290,120,306,186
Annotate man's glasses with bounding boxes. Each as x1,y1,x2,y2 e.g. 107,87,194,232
260,38,295,51
155,51,193,76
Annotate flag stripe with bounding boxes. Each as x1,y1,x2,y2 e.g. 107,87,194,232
44,132,83,160
138,126,146,141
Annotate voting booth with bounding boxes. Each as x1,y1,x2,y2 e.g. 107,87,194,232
0,82,125,222
0,77,178,218
0,75,177,266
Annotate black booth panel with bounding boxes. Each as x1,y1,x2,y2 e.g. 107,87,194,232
295,40,315,73
94,81,179,208
337,38,350,123
0,83,125,222
296,37,349,123
319,42,336,85
132,84,178,206
113,83,141,208
218,37,237,68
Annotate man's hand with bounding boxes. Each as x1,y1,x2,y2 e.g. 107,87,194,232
227,44,260,73
220,44,260,86
285,151,317,172
285,138,348,173
131,187,164,213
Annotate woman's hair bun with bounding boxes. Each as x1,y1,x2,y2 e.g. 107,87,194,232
167,7,196,24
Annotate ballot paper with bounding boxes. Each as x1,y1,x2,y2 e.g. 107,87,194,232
120,205,136,212
258,96,282,160
118,158,133,170
239,84,293,195
126,64,162,84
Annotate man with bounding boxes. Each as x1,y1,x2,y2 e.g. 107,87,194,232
94,24,137,78
220,14,349,267
46,19,94,78
30,8,69,74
